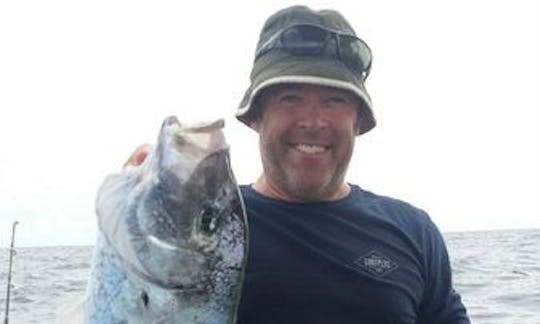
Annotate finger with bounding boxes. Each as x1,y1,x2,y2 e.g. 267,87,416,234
124,144,152,168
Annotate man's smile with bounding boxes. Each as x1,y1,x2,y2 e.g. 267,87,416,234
290,143,330,155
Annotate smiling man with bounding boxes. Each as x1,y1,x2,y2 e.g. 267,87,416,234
233,5,470,324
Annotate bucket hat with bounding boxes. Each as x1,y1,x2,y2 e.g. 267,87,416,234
236,5,376,135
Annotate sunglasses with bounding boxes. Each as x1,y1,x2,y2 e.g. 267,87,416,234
255,24,372,80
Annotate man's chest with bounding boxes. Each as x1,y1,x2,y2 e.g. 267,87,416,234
239,211,426,323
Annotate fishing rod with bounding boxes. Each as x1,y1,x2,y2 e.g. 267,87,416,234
3,221,18,324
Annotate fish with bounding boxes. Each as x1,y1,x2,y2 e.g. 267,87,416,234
84,116,248,323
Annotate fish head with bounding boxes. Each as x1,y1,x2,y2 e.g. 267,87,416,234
96,116,247,292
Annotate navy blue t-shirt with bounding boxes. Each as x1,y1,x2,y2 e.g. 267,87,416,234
236,185,469,324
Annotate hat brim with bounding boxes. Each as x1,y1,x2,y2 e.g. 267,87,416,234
236,53,376,135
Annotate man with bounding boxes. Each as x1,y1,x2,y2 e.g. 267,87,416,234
128,5,470,324
234,5,469,324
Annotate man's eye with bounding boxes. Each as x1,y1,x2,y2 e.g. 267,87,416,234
279,94,302,104
327,96,348,104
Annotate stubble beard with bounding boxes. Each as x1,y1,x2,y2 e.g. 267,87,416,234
260,141,352,202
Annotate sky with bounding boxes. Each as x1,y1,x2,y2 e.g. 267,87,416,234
0,0,538,247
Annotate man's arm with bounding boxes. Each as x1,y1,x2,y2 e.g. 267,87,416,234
418,220,471,324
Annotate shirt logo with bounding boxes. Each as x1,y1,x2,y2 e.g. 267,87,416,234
354,250,398,277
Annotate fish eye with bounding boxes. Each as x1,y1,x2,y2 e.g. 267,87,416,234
199,206,220,234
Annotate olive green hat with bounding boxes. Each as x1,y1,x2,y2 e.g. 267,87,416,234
236,5,376,135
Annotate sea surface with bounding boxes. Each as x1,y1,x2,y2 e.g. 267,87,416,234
1,228,539,323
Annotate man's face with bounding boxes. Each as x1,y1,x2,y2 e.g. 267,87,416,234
252,83,359,202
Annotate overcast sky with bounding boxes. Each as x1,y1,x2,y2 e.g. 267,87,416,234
1,0,539,247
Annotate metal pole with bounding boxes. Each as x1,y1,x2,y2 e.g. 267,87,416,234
3,221,18,324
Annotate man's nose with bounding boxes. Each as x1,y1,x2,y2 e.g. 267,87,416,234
296,103,329,130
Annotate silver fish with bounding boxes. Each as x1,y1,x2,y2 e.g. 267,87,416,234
85,116,248,323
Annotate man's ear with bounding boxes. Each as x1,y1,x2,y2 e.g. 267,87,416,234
250,120,261,132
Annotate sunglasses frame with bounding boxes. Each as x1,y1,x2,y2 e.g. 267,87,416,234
255,23,372,80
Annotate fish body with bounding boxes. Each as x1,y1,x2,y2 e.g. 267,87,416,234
85,116,248,323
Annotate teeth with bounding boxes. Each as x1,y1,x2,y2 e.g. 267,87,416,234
295,144,326,154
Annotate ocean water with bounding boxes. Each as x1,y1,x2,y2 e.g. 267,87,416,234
1,228,539,323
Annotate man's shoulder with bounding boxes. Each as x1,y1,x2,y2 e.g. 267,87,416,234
351,185,424,210
349,185,433,228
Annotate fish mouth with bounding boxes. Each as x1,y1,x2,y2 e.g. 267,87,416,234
178,118,224,133
163,117,228,155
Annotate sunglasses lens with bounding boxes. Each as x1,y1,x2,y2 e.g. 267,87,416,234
281,25,327,55
340,36,372,75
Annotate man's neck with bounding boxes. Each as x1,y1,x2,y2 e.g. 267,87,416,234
252,175,351,202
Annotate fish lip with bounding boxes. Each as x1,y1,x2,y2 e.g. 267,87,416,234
182,119,224,133
146,235,183,251
167,118,228,155
145,234,220,257
165,116,225,133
